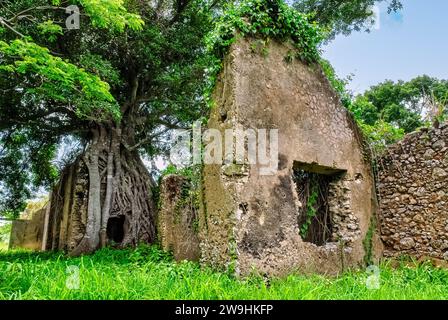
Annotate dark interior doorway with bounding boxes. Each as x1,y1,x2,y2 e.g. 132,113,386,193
106,216,125,244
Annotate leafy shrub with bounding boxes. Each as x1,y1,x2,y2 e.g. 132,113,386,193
204,0,323,107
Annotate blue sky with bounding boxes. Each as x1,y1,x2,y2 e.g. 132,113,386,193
322,0,448,94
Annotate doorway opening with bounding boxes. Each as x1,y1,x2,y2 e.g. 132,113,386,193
106,216,125,244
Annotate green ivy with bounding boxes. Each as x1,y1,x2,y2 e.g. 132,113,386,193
160,165,202,228
204,0,324,108
363,215,377,266
300,177,319,239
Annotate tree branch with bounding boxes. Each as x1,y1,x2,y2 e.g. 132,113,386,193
5,6,66,24
0,17,25,37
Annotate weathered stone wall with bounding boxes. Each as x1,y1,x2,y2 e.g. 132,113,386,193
158,175,200,261
379,124,448,261
44,161,89,252
9,208,46,250
200,38,382,276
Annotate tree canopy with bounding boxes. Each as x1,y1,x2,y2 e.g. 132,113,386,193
349,76,448,151
293,0,403,39
0,0,219,218
353,76,448,130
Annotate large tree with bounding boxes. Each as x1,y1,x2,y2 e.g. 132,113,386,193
0,0,219,252
351,76,448,133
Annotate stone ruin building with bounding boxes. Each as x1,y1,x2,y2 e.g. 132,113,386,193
159,38,382,276
10,37,448,275
198,38,384,276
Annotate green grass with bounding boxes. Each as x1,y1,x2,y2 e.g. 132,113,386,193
1,245,448,300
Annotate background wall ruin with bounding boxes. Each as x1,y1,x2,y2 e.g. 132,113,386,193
200,38,382,276
379,124,448,262
9,208,45,250
158,175,200,261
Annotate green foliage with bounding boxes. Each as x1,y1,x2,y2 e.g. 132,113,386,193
160,165,202,224
320,59,445,153
359,80,423,132
78,0,145,32
205,0,323,107
358,120,404,153
207,0,323,62
0,0,215,216
293,0,403,39
346,76,448,152
161,165,201,182
363,215,377,265
2,247,448,299
0,128,58,218
127,244,173,264
77,54,122,87
299,178,318,239
161,164,183,177
0,39,120,121
0,223,12,250
37,20,63,43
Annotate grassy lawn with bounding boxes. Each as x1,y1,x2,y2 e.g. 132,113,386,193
1,245,448,300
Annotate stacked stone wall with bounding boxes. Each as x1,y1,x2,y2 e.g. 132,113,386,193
379,124,448,261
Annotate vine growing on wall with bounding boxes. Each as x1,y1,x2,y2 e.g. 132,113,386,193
159,165,202,231
204,0,324,107
299,181,318,239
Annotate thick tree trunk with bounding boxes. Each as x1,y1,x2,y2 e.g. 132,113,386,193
45,124,157,255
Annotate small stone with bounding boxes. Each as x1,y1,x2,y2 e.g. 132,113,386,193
416,187,426,197
443,153,448,165
433,168,448,179
397,208,406,214
413,214,424,223
423,149,435,160
347,223,358,230
433,140,446,149
432,240,442,249
400,237,415,250
443,252,448,261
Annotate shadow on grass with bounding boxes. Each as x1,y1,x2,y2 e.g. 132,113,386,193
0,244,174,265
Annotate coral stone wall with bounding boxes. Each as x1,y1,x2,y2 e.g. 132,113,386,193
379,124,448,261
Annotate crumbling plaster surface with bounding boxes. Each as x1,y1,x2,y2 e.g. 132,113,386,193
200,38,382,276
9,208,45,251
158,175,200,261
